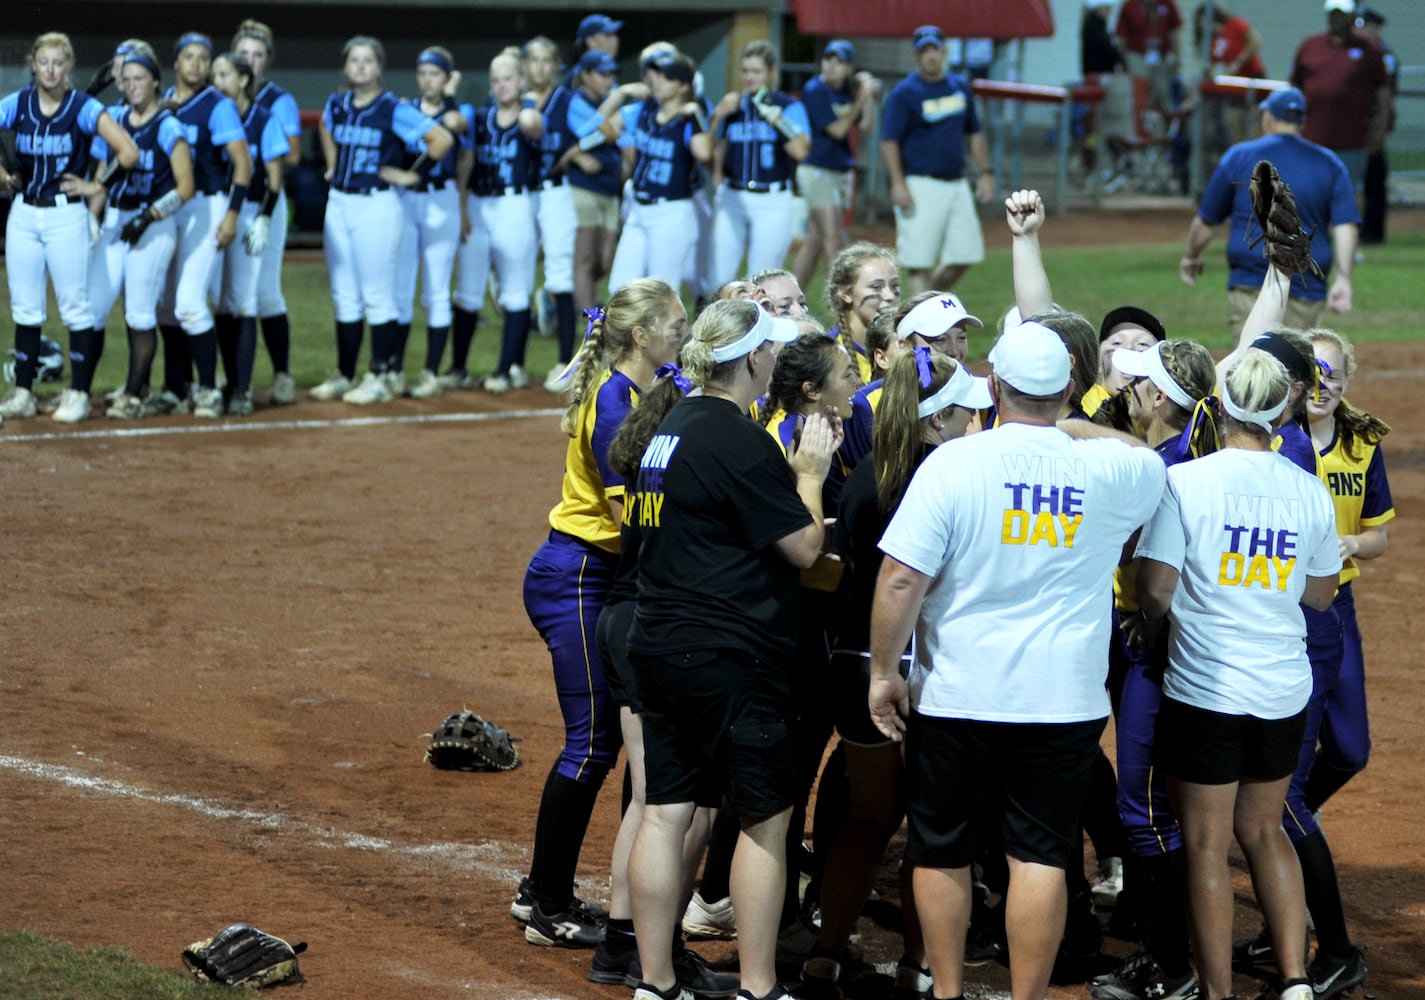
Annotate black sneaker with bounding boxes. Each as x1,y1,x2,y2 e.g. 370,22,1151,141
737,987,801,1000
524,901,605,948
589,939,640,985
1308,946,1367,1000
1231,927,1274,970
1089,950,1157,999
509,876,608,924
675,943,740,998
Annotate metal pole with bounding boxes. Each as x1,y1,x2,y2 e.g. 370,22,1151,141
1190,0,1216,198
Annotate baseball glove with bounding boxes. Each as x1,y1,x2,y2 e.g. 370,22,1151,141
181,923,307,989
425,709,521,771
84,60,115,98
1246,159,1324,280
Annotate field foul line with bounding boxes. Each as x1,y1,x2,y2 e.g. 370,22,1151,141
0,753,528,882
0,407,564,444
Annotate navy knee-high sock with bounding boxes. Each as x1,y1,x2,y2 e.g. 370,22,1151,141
260,313,291,374
336,321,363,379
496,309,531,375
14,324,42,389
190,329,218,389
370,322,400,374
450,306,479,372
124,327,157,397
235,318,258,394
554,292,576,363
423,326,450,373
391,321,411,372
67,329,102,392
215,314,241,387
528,760,606,911
159,324,191,396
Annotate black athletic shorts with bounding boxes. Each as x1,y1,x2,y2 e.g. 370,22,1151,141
598,600,640,714
1155,696,1307,785
633,647,795,819
830,648,912,748
904,712,1107,870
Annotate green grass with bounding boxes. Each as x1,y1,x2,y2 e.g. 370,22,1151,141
0,929,222,999
5,228,1423,405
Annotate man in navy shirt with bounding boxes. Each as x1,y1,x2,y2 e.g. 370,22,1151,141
880,25,994,296
1180,87,1360,338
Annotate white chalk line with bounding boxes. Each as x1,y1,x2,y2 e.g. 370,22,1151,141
0,406,564,444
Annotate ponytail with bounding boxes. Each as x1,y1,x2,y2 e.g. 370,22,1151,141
874,347,954,512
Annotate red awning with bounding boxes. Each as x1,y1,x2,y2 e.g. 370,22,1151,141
789,0,1056,40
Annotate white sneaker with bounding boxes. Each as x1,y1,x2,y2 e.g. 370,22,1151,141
0,386,37,418
269,371,295,405
408,368,442,399
681,892,736,940
106,393,144,420
509,364,529,389
438,368,474,390
386,369,407,396
52,388,91,423
342,371,394,405
484,372,512,395
309,372,353,401
543,363,575,394
1091,856,1124,907
192,386,224,419
535,287,554,336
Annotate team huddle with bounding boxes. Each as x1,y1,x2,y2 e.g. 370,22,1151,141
3,22,1392,1000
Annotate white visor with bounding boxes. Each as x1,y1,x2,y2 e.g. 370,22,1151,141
709,310,801,363
918,360,993,418
1112,342,1197,411
896,294,982,342
1220,374,1288,434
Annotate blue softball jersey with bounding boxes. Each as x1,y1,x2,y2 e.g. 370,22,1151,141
323,90,436,193
92,106,185,209
801,76,856,171
254,80,301,140
626,101,704,202
163,85,246,195
239,101,291,202
881,72,981,180
538,85,578,182
0,86,105,201
469,102,542,194
719,91,809,186
566,89,621,197
401,96,460,184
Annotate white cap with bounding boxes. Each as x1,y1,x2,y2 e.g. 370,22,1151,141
918,358,993,417
896,293,983,342
1112,342,1197,411
989,321,1071,396
1324,0,1355,11
709,309,800,363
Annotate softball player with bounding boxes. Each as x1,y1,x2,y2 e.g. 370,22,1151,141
824,241,901,384
524,37,580,390
210,53,288,416
565,13,621,89
79,46,195,419
232,19,302,404
1304,330,1394,811
792,40,880,292
311,36,450,405
0,32,139,423
605,52,711,296
557,53,622,329
517,278,687,948
708,41,810,290
142,32,252,419
387,47,466,401
462,52,542,395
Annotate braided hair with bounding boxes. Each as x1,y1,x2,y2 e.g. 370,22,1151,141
874,348,957,511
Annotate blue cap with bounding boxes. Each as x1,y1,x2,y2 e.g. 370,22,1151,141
577,49,619,76
648,52,693,84
1260,86,1307,123
577,14,623,41
913,25,945,50
824,40,856,63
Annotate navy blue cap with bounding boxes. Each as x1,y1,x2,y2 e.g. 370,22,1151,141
824,40,856,63
648,52,693,84
577,49,619,75
913,25,945,50
1260,87,1307,123
578,14,623,41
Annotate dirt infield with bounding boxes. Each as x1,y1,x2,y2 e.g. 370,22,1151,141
2,263,1424,995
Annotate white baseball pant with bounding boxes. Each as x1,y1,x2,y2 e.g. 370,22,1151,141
452,191,491,313
608,198,697,295
478,191,538,311
323,188,404,324
711,184,796,288
220,202,263,317
158,192,226,333
5,197,94,328
394,183,461,328
535,181,577,295
256,188,289,318
88,205,179,330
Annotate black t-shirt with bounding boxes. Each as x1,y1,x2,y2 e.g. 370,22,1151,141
831,444,935,652
628,395,814,664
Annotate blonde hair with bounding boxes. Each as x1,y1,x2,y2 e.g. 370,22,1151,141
1156,340,1222,456
232,19,275,59
742,40,779,75
343,35,385,69
875,349,958,510
31,32,74,66
683,300,763,388
1223,351,1290,438
827,241,897,346
1308,328,1390,460
491,51,523,77
561,278,681,436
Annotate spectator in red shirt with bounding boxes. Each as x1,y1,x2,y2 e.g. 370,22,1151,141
1194,4,1265,146
1290,0,1392,188
1115,0,1183,110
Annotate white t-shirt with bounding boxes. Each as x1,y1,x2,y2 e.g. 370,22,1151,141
880,422,1166,723
1135,448,1341,719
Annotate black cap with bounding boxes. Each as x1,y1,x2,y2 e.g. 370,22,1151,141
1099,306,1166,342
1358,6,1386,25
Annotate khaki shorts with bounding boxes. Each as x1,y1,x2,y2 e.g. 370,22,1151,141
796,164,853,212
1227,286,1325,340
894,175,985,270
572,186,620,231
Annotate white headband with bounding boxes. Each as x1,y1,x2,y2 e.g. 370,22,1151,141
1220,376,1288,434
710,309,796,363
918,361,977,418
895,295,981,342
1115,342,1197,411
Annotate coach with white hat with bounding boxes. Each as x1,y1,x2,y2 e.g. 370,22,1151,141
868,322,1165,1000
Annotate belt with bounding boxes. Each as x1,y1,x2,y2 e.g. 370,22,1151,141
416,178,454,193
541,177,565,189
912,174,968,183
634,193,683,205
18,193,76,208
729,179,789,193
334,184,391,195
487,185,529,197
